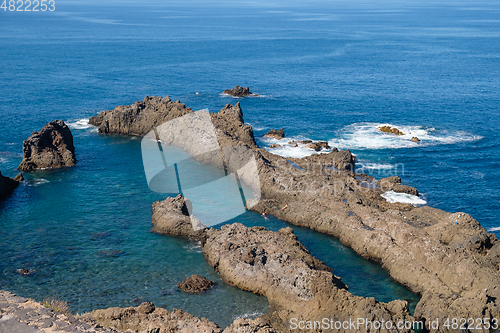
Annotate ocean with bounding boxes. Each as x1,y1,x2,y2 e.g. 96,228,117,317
1,0,499,328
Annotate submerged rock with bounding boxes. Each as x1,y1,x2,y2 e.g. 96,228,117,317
18,120,76,171
378,125,405,135
0,171,22,198
306,141,330,151
177,274,214,293
263,128,285,140
223,86,254,97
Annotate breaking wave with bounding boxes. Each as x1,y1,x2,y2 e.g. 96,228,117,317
328,123,482,150
381,190,427,205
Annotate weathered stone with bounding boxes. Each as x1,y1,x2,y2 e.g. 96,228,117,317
18,120,76,171
89,95,192,136
263,129,284,140
177,275,214,293
378,126,405,135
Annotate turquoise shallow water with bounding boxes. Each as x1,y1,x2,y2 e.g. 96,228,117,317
1,0,500,327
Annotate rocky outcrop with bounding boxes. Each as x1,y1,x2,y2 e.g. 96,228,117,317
89,95,192,136
250,146,500,331
223,86,255,97
177,274,214,293
202,223,413,333
87,302,222,333
0,171,22,198
306,141,330,151
18,120,76,171
99,96,500,331
263,129,284,140
151,194,207,237
411,137,420,142
379,176,419,196
210,103,257,148
378,126,404,135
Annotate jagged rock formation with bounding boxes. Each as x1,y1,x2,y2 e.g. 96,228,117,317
0,171,23,198
89,95,193,136
177,274,214,293
203,224,414,333
210,103,257,148
18,120,76,171
263,129,285,140
97,96,500,332
223,86,255,97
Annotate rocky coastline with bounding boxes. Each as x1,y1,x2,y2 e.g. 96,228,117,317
87,95,500,332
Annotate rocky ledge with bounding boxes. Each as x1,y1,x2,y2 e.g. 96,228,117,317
223,86,256,97
0,171,23,199
93,96,500,332
89,95,192,136
18,120,76,171
149,201,414,333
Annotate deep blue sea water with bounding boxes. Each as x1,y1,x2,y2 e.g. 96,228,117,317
1,0,499,327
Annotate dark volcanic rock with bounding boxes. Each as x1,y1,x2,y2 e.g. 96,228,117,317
89,95,192,136
0,171,22,198
151,194,207,237
223,86,254,97
263,128,284,140
18,120,76,171
177,274,214,293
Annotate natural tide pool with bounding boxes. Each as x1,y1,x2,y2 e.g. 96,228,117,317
0,129,418,328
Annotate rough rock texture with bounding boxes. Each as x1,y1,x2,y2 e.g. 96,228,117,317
223,86,254,97
87,302,222,333
378,126,404,135
222,318,277,333
250,146,500,331
411,137,420,142
306,141,330,151
98,96,500,332
210,103,257,148
177,274,214,293
263,129,285,140
203,224,414,333
18,120,76,171
379,176,419,196
0,171,22,198
151,194,207,237
0,290,122,332
89,95,193,136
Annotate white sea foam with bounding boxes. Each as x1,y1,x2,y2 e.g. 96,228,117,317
381,190,427,205
259,136,332,158
67,118,93,130
31,178,49,186
357,162,394,170
328,122,482,150
233,311,265,320
0,157,7,164
488,227,500,232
